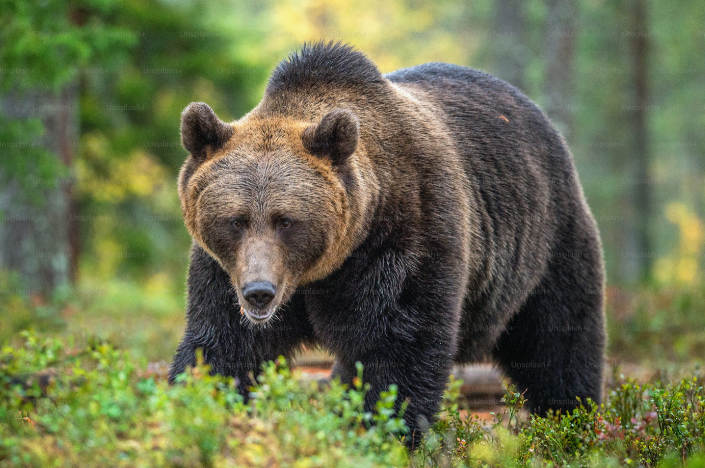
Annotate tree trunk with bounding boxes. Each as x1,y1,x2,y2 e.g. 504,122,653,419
0,84,79,296
627,0,652,282
543,0,578,142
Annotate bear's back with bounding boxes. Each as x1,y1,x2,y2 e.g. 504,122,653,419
384,62,570,179
385,61,582,245
386,62,593,348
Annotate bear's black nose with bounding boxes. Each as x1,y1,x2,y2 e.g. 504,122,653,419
242,281,276,308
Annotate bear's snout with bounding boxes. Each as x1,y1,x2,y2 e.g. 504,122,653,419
242,281,276,309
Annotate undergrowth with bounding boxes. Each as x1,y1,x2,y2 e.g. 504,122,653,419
2,332,705,467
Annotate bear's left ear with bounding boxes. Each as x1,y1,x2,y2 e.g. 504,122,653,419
302,108,359,166
180,102,233,161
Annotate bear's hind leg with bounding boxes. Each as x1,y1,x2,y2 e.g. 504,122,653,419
492,245,605,416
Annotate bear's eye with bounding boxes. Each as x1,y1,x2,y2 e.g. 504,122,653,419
231,217,247,229
279,218,292,229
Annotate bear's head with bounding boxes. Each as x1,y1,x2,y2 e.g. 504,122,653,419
178,102,368,324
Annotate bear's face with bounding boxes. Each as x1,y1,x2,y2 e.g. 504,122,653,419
178,103,360,324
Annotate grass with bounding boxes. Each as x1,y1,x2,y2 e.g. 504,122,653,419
605,285,705,364
0,271,185,363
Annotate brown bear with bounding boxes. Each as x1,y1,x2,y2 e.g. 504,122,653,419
170,41,606,446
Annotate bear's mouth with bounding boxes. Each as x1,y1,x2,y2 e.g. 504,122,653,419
240,305,278,325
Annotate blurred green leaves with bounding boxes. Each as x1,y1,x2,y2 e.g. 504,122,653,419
0,0,134,93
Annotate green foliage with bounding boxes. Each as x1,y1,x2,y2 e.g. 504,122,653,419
0,333,409,467
0,274,186,362
3,332,705,467
0,0,134,92
411,375,705,467
0,271,67,345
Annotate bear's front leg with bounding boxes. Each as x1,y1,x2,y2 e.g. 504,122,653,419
169,245,314,395
332,331,456,449
324,284,461,449
311,245,467,449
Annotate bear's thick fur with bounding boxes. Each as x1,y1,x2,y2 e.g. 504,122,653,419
170,42,605,445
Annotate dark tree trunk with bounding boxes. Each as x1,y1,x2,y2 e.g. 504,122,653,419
543,0,578,142
627,0,652,282
493,0,528,91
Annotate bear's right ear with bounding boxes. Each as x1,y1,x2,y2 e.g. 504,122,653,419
302,108,359,166
180,102,233,161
